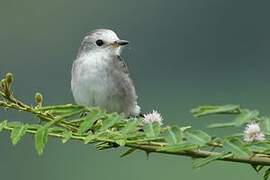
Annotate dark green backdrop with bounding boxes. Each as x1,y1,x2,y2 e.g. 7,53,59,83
1,0,270,179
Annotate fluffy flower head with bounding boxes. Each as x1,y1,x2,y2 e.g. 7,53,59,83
243,122,265,142
143,110,163,125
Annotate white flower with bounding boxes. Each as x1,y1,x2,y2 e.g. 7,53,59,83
143,110,163,125
243,122,265,142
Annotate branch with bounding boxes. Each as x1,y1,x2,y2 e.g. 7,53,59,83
128,144,270,166
3,123,270,166
1,73,270,179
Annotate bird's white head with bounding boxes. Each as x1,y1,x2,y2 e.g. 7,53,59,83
77,29,129,58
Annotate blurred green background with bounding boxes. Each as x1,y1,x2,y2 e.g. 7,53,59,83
1,0,270,179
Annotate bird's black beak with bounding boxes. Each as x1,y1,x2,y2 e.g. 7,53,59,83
115,40,129,46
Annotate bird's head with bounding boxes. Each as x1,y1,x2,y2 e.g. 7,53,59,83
77,29,129,57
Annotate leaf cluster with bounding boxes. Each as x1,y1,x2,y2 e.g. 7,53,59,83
1,73,270,179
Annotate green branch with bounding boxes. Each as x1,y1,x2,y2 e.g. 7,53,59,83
1,73,270,179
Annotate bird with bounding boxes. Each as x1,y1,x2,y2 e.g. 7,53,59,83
71,29,141,117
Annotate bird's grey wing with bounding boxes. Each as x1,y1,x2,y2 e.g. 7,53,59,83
112,55,140,116
116,55,129,74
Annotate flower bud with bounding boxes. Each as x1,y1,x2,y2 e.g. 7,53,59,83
5,73,13,86
35,92,43,106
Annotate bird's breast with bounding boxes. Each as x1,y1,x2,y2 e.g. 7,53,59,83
71,54,117,107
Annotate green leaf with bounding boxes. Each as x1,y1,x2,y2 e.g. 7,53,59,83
251,164,264,173
78,110,105,133
0,120,7,132
234,109,259,126
10,124,28,145
157,143,198,153
38,104,84,111
56,108,85,119
84,133,96,144
164,126,183,145
41,117,64,130
248,142,270,153
223,138,251,156
185,130,211,146
260,116,270,132
264,168,270,180
207,109,259,128
115,139,126,146
191,105,240,117
34,127,48,155
120,148,136,158
98,113,122,131
96,142,112,150
143,122,161,138
7,122,22,128
39,104,85,117
257,165,264,172
192,152,230,168
208,122,235,128
62,130,72,143
180,126,192,132
120,119,140,134
48,127,65,133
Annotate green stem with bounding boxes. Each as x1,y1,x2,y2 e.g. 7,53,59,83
0,100,77,131
126,144,270,166
3,125,270,166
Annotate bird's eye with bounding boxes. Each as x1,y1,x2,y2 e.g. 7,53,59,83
96,39,104,46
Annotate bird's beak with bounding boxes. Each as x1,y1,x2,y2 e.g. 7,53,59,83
114,40,129,47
